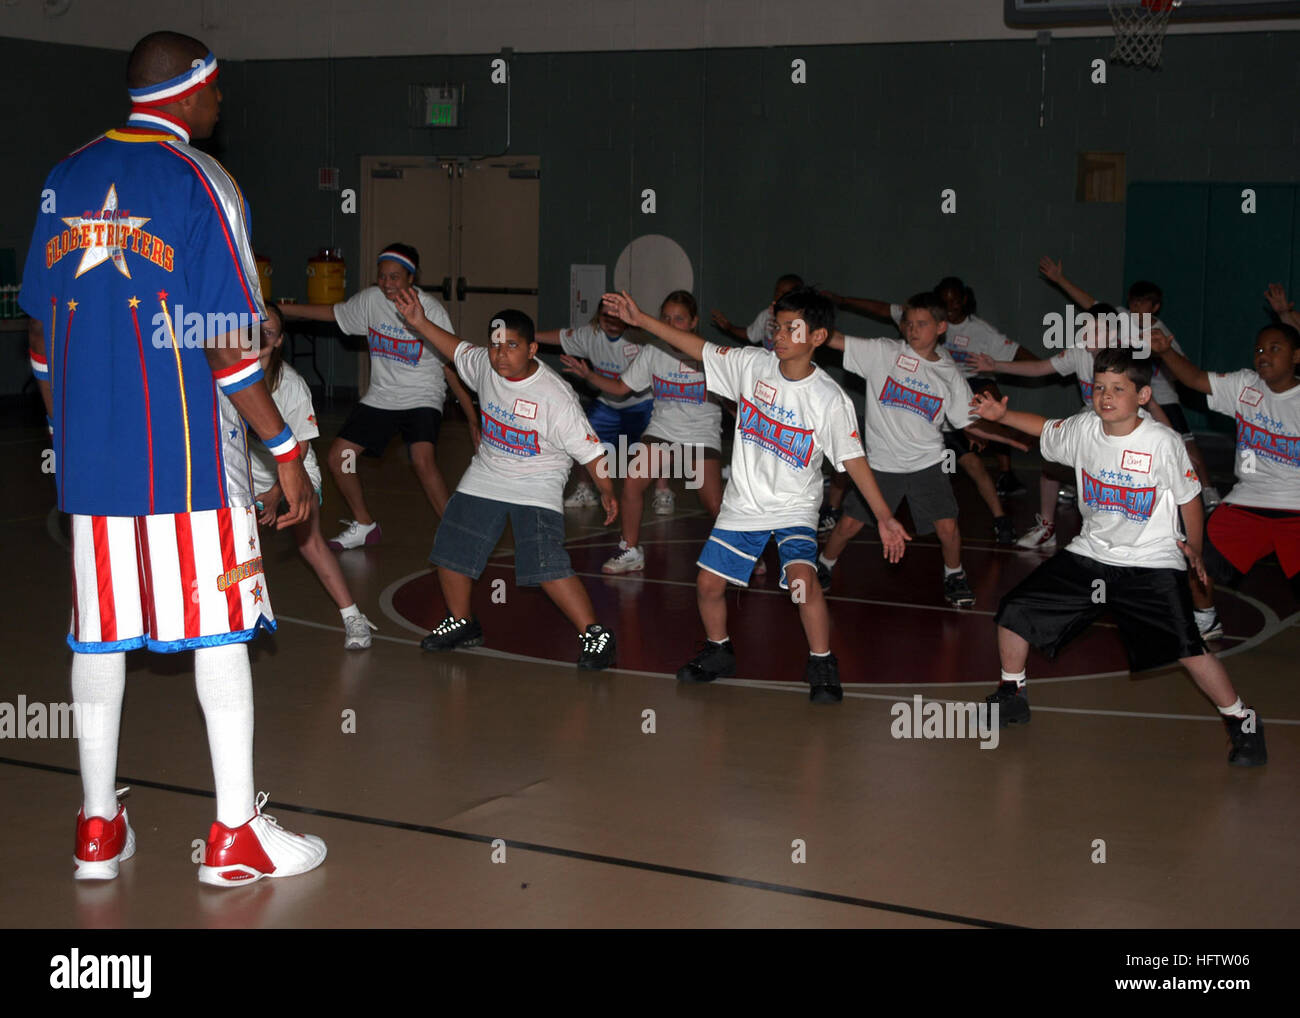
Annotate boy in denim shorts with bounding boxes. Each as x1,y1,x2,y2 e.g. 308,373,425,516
393,295,618,669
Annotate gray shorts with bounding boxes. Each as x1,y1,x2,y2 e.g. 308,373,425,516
843,462,958,535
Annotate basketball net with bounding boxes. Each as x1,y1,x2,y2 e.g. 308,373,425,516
1109,0,1181,68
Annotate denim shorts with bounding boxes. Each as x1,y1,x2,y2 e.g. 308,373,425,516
430,491,574,586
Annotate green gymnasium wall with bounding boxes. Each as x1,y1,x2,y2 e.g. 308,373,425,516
1125,182,1300,433
3,31,1298,426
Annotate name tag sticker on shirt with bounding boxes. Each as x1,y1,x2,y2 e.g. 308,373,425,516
754,380,777,406
623,344,638,360
897,354,920,372
950,335,969,348
1240,386,1263,407
513,399,538,420
1121,450,1152,474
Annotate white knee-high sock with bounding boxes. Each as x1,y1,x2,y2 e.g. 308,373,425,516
72,652,126,819
194,643,256,828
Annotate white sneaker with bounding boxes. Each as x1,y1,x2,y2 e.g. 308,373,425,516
1016,514,1057,550
602,545,645,574
652,488,675,516
343,613,378,649
327,519,381,551
1203,486,1223,510
198,791,327,887
564,484,600,508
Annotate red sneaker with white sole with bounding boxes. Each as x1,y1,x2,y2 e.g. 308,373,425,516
74,804,136,881
198,791,327,887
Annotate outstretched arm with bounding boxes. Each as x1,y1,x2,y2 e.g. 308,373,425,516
973,352,1058,377
392,287,462,362
841,456,911,563
963,421,1032,452
278,302,338,323
603,291,705,361
821,290,897,323
1038,256,1097,309
970,391,1048,438
1149,329,1211,394
561,355,634,398
709,310,750,343
534,328,565,348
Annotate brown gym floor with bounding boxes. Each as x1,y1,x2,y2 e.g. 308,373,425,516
1,405,1296,928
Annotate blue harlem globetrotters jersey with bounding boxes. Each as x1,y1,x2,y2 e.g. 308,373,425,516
20,111,266,517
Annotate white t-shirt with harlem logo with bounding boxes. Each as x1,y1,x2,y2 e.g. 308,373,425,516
702,345,864,532
942,314,1020,379
452,343,604,513
618,342,722,450
249,362,322,494
746,306,775,350
1040,410,1201,570
843,336,975,473
333,286,453,412
560,324,649,410
1207,369,1300,510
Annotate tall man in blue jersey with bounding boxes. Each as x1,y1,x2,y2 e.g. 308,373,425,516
22,31,327,886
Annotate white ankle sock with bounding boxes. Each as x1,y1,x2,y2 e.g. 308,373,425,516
1194,608,1217,624
819,554,837,569
944,564,964,577
1001,669,1027,688
72,652,126,819
340,603,361,621
195,643,256,828
1217,698,1246,718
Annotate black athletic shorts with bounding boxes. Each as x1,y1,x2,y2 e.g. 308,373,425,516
338,403,443,457
843,462,958,535
995,550,1205,673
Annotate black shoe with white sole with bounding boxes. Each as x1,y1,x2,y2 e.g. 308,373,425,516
985,681,1030,727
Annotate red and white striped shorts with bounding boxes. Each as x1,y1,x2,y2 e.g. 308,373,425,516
68,506,275,653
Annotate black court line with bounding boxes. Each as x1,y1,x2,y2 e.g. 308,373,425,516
1,755,1023,930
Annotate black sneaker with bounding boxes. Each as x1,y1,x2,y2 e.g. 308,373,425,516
944,571,976,608
993,516,1016,545
818,506,842,533
1224,710,1267,767
577,624,616,670
985,680,1030,727
806,653,842,704
676,639,736,683
996,471,1027,497
420,614,484,651
816,561,832,592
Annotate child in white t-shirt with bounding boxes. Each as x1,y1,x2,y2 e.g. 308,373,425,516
603,287,910,704
819,293,1026,608
974,347,1266,766
280,243,479,550
392,295,619,669
710,273,804,351
247,305,377,649
562,291,725,574
536,308,656,509
1149,322,1300,634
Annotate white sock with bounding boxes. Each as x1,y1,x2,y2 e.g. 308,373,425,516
819,554,837,569
1194,608,1217,624
194,643,256,828
1218,697,1246,718
72,652,126,819
810,650,831,658
944,564,964,577
340,603,361,621
1001,669,1027,689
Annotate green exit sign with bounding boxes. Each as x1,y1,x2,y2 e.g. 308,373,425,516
411,85,461,128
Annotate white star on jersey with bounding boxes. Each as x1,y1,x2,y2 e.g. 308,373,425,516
62,184,151,280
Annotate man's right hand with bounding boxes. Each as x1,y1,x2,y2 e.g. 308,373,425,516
275,457,312,528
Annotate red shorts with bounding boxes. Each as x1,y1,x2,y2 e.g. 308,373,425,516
69,507,275,653
1206,504,1300,579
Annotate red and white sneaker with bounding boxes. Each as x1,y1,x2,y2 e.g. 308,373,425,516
198,791,327,888
74,800,136,881
1015,514,1057,551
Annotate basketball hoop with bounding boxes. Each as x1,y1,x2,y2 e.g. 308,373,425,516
1109,0,1181,68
